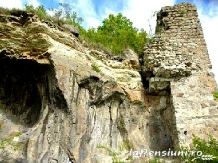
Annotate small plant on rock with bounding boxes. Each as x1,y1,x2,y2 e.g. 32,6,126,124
119,141,134,151
212,91,218,101
179,134,218,162
179,9,186,16
0,131,24,151
97,144,124,163
91,63,101,72
149,157,166,163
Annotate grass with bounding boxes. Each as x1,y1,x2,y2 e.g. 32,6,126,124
0,7,21,15
97,142,135,162
0,5,148,58
0,120,4,131
97,144,119,157
149,157,166,163
178,9,186,16
91,63,101,72
212,91,218,101
179,134,218,163
119,142,134,151
97,144,125,163
0,131,24,151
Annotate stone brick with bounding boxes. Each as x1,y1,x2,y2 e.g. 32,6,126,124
141,2,218,149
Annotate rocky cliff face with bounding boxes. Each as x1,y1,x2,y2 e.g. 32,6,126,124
0,2,217,163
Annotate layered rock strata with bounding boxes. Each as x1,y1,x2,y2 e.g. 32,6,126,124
0,2,217,163
0,11,148,163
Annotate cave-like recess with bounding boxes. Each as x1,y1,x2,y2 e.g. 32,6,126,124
0,57,50,126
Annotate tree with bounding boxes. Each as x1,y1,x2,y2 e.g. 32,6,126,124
134,28,148,55
35,5,47,19
24,4,35,13
24,4,47,20
59,3,71,23
76,17,83,25
23,4,148,55
59,3,71,16
71,11,77,23
93,13,147,55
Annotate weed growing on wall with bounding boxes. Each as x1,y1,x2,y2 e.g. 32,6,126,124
179,134,218,162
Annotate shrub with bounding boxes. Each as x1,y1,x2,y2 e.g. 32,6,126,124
0,7,11,15
179,135,218,162
24,4,51,20
0,5,148,57
0,7,22,15
84,13,148,56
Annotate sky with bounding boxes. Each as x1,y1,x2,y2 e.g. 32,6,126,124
0,0,218,84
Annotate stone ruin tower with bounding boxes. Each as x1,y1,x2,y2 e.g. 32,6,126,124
141,2,218,149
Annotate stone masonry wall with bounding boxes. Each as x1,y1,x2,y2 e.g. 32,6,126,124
143,2,212,79
142,2,218,149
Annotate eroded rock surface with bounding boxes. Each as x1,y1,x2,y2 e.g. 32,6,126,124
0,2,217,163
0,10,148,163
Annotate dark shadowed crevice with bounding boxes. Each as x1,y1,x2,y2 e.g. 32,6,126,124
147,95,178,151
109,102,113,147
140,71,155,92
0,58,48,126
0,56,68,127
139,63,178,153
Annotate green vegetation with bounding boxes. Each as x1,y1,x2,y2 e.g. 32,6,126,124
212,91,218,101
155,26,162,34
84,13,147,55
179,9,186,16
49,3,84,26
0,131,24,151
91,63,101,72
0,120,4,132
25,5,51,20
149,157,165,163
97,144,124,163
0,7,19,15
119,141,134,151
0,3,148,57
97,143,135,163
97,144,119,157
179,135,218,162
